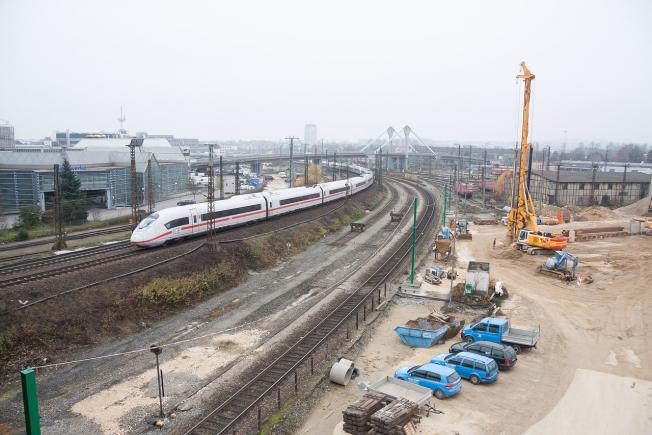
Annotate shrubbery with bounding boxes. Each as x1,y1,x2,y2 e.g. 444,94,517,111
15,228,29,241
140,263,237,306
19,205,42,228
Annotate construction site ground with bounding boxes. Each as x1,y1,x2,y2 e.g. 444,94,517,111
298,214,652,434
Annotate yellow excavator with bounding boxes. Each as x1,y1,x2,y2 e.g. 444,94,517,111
507,62,568,255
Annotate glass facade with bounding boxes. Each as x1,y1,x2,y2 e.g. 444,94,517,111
0,160,188,214
0,170,40,214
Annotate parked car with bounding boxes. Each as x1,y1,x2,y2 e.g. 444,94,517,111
461,316,540,354
449,341,517,369
394,363,462,399
176,199,196,206
430,352,499,384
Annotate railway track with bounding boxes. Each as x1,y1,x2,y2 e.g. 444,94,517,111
0,184,386,291
0,241,133,275
0,224,132,252
185,180,436,435
0,249,143,289
419,173,500,212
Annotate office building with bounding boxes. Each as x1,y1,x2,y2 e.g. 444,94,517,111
0,121,15,150
304,124,317,147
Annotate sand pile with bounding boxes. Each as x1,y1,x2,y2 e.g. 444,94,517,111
539,204,572,222
491,245,522,260
574,206,619,221
615,196,651,217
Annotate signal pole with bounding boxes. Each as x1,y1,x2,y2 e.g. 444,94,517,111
286,136,298,187
482,148,487,207
207,145,216,250
219,155,224,200
333,152,337,181
126,138,143,227
235,161,240,195
147,159,155,214
410,197,417,284
304,156,309,185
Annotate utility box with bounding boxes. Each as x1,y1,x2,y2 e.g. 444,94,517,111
466,261,490,295
222,175,236,194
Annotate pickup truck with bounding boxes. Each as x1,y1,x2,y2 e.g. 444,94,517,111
461,317,539,354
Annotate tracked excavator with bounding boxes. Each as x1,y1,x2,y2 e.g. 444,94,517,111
507,62,568,255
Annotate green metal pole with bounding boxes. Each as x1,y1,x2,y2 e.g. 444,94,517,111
21,368,40,435
410,197,418,284
442,183,448,225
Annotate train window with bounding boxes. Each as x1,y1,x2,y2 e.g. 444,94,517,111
329,187,347,194
201,204,261,221
164,217,189,229
279,193,321,206
355,182,365,187
137,213,159,229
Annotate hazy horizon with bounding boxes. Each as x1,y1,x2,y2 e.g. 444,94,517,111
1,0,651,144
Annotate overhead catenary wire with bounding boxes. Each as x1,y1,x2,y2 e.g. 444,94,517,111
1,181,358,315
29,316,270,370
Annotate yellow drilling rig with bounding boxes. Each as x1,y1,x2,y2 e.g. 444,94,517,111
507,62,568,255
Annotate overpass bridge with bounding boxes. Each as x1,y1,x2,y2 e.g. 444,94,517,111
191,152,483,174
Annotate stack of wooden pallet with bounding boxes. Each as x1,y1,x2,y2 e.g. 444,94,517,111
342,392,388,434
370,398,419,435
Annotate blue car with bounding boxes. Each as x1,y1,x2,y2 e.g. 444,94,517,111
394,362,462,399
430,351,499,384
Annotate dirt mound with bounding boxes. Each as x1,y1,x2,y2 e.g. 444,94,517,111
491,245,521,260
615,197,651,217
539,204,572,222
573,206,619,221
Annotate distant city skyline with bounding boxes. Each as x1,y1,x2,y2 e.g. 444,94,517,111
1,1,651,144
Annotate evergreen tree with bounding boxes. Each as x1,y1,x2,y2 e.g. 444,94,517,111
60,159,88,223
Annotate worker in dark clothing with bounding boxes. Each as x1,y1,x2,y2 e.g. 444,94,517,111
493,238,496,249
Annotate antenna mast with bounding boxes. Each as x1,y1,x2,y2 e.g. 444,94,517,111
117,106,127,136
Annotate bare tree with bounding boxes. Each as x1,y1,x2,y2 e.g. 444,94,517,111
187,178,201,201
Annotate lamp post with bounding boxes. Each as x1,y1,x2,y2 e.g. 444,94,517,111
150,345,164,419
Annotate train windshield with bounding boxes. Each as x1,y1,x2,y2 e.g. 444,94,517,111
137,213,159,229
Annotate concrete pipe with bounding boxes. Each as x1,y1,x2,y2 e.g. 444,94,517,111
329,358,355,386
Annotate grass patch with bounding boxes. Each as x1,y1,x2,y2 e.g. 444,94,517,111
261,399,294,435
0,223,53,243
0,215,131,244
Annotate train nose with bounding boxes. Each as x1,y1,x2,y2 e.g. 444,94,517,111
130,230,142,245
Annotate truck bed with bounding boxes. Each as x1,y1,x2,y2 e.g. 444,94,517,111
503,326,540,347
368,377,432,406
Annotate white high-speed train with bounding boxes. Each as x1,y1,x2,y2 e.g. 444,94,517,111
130,164,374,248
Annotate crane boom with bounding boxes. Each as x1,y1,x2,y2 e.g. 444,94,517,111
508,62,538,238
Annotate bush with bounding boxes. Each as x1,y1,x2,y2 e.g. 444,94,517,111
15,228,29,241
139,263,238,307
19,205,41,229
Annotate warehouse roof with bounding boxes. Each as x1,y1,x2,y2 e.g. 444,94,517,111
532,170,651,183
74,137,173,149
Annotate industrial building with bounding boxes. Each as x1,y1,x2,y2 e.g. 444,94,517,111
529,169,651,207
0,138,188,214
54,131,119,147
0,121,15,150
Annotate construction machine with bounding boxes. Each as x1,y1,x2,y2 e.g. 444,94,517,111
538,251,578,281
507,62,568,254
456,219,472,240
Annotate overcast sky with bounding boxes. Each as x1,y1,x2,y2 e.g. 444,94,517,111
1,0,651,144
